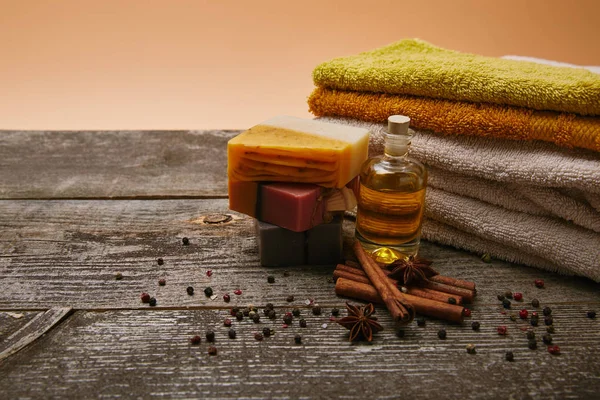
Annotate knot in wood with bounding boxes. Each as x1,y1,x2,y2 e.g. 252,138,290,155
203,213,232,224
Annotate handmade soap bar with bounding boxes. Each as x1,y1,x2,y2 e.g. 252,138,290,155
229,180,356,232
255,216,343,267
228,116,370,188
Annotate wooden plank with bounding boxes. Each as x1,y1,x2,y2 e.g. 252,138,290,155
0,308,72,361
0,309,598,399
0,311,41,345
0,130,237,199
1,199,599,310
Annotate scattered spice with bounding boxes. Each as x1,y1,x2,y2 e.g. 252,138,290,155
336,303,383,342
544,316,553,326
223,294,231,302
224,318,232,327
248,311,256,319
235,311,244,321
228,329,236,339
466,344,476,354
292,308,301,317
542,334,553,345
182,237,190,245
206,270,213,277
294,334,302,344
206,330,215,342
437,329,447,339
543,306,552,316
141,293,151,303
497,294,505,301
505,351,514,362
416,317,426,327
497,326,507,336
204,287,214,297
234,289,243,295
509,314,517,322
546,326,555,334
299,319,307,328
387,256,437,285
230,307,239,316
186,286,194,296
526,330,536,340
158,278,166,286
265,303,274,310
463,308,472,317
252,314,261,323
534,279,545,288
528,339,537,349
587,310,597,319
157,258,164,265
283,315,293,325
190,335,201,345
262,327,271,337
331,308,340,317
519,309,529,319
267,310,276,320
471,321,481,331
481,253,492,263
504,290,513,299
254,332,264,341
531,298,540,308
208,346,217,356
513,292,523,301
448,297,457,305
267,275,275,284
312,306,322,316
547,345,560,355
286,295,295,302
115,272,123,280
502,299,511,309
530,314,539,326
149,297,157,307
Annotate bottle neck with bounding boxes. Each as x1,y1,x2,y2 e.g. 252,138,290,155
383,132,411,157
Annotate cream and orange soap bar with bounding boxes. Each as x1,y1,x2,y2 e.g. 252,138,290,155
227,116,370,188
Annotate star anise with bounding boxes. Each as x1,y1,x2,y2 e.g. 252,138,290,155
388,256,438,286
336,302,383,342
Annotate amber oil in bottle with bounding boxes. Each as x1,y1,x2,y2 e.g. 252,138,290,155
355,115,427,264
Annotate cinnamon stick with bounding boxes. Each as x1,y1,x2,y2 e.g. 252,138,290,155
419,280,475,303
353,242,415,324
333,266,464,305
335,277,464,323
428,275,476,291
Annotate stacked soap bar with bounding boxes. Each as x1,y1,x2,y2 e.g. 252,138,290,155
228,116,370,266
227,115,370,188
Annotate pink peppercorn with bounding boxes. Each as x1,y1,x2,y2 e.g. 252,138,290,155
206,270,213,277
141,293,151,303
234,289,242,295
547,345,561,355
513,292,523,301
223,294,231,302
224,318,232,327
519,309,529,319
462,308,472,317
497,326,508,335
535,279,545,288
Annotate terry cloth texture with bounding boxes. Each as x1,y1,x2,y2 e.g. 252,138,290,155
312,39,600,115
308,87,600,152
319,117,600,281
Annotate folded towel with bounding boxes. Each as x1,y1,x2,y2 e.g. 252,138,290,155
308,87,600,152
312,39,600,115
502,55,600,75
318,117,600,194
425,187,600,282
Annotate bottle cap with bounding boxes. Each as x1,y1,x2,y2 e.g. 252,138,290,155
387,115,411,135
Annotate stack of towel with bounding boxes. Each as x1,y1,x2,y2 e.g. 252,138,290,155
308,39,600,282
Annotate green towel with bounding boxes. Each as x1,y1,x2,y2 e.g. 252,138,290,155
312,39,600,116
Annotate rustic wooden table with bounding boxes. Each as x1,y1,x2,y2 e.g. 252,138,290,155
1,130,599,399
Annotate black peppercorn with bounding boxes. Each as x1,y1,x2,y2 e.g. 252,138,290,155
228,329,236,339
292,308,301,317
265,303,274,310
544,316,553,326
497,294,505,301
252,313,260,323
471,321,481,331
115,272,123,280
182,237,189,245
542,334,553,345
254,332,263,341
268,310,276,320
416,317,426,327
286,295,294,302
526,330,535,340
294,334,302,344
235,311,244,321
502,299,511,309
505,351,514,362
283,315,293,325
331,308,340,317
448,297,457,305
531,298,540,308
186,286,194,296
158,278,166,286
207,346,217,356
262,327,271,337
206,330,215,342
528,339,537,349
543,306,552,316
504,290,513,299
157,258,164,265
243,308,250,317
299,319,307,328
204,287,213,297
437,329,447,339
230,307,239,316
530,316,539,326
312,306,322,316
587,310,596,319
267,275,275,284
149,297,157,307
546,325,555,334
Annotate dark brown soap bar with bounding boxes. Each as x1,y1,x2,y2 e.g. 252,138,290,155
255,216,343,267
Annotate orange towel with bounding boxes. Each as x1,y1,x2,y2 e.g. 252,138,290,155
308,87,600,152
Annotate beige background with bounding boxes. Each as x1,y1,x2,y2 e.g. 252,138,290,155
1,0,599,130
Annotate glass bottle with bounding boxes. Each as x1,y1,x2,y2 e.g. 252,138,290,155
355,115,427,264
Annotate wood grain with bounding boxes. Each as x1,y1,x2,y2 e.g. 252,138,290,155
0,309,598,399
0,130,236,199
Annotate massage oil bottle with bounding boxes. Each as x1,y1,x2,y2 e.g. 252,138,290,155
355,115,427,264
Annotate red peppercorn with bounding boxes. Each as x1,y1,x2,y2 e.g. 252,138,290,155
190,335,201,345
224,318,232,327
207,346,218,356
141,293,151,303
206,270,213,277
513,292,523,301
497,326,508,335
234,289,242,295
534,279,545,288
223,294,231,302
547,345,560,355
462,308,472,317
519,309,529,319
158,279,166,286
